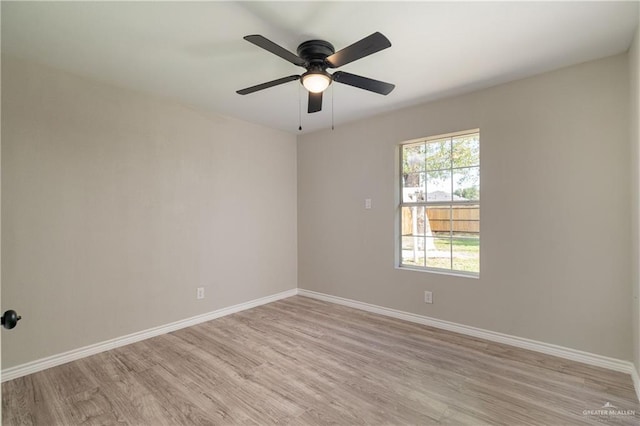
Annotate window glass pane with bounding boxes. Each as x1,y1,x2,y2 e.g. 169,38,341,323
453,167,479,201
402,143,426,173
402,172,425,203
426,138,451,171
415,206,427,236
401,207,413,236
401,206,427,236
426,206,450,237
452,237,479,273
426,170,452,202
452,206,480,238
426,238,451,269
452,134,479,168
402,236,425,267
452,205,479,237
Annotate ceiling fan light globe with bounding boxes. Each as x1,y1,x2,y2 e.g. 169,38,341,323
302,73,331,93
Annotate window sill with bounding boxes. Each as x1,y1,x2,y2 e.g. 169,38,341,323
395,265,479,279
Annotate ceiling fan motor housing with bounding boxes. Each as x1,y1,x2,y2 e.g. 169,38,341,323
296,40,335,68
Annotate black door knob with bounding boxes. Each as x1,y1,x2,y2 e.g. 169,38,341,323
1,310,21,329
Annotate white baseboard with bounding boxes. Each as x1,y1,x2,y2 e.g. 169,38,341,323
298,289,636,376
632,366,640,404
1,288,297,383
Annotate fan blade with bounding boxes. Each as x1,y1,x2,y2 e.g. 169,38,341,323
244,35,306,67
236,75,300,95
325,32,391,68
332,71,395,95
308,91,323,113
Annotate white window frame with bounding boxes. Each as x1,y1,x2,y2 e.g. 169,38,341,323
397,129,480,277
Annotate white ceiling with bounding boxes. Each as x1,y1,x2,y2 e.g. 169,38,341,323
2,1,638,134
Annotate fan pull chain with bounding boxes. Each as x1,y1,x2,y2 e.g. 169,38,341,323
298,83,302,131
331,84,335,131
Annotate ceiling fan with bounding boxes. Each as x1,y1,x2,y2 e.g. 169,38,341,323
236,32,395,114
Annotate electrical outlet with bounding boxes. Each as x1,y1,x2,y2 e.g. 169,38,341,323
196,287,205,300
365,198,372,209
424,291,433,304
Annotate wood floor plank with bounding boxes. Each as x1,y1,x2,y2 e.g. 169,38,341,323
3,296,639,425
1,376,54,426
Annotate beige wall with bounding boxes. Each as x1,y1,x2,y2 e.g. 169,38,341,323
1,56,298,368
298,54,631,360
631,25,640,376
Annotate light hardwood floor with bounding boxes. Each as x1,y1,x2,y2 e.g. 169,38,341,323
2,296,639,425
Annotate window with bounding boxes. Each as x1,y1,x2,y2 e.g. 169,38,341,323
399,130,479,275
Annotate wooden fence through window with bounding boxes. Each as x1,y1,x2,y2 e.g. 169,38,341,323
402,205,479,235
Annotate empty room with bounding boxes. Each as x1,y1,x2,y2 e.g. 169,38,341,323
2,1,640,425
